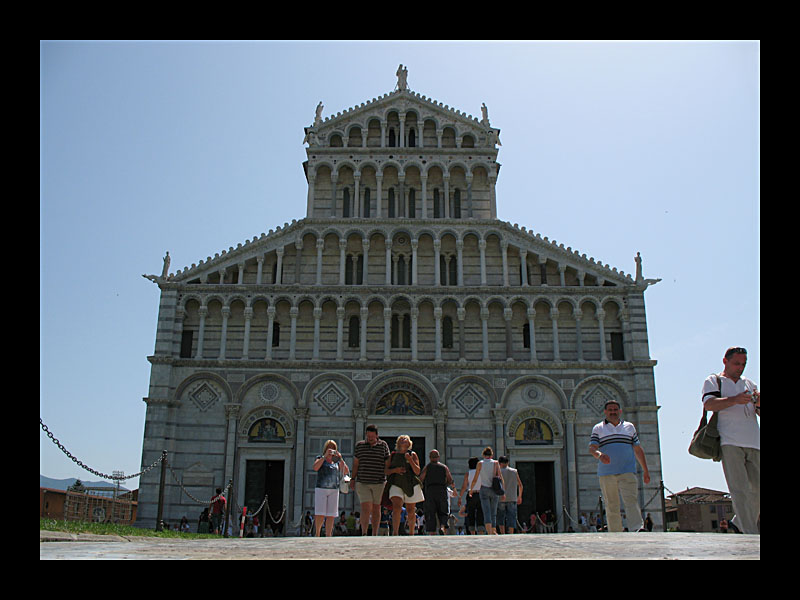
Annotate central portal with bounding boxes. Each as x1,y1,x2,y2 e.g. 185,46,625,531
516,461,555,530
244,460,284,535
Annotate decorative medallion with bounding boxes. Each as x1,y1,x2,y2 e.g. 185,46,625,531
524,384,542,405
313,381,349,415
451,384,487,418
259,382,279,403
189,382,220,412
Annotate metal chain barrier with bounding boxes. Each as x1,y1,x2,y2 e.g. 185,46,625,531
41,418,164,481
166,462,232,506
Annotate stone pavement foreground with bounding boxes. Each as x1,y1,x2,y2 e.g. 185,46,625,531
40,531,759,560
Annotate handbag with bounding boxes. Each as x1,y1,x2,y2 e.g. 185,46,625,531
491,475,505,496
688,375,722,462
339,471,351,494
491,461,505,496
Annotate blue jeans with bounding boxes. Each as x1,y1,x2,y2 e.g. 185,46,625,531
497,501,518,530
478,487,499,527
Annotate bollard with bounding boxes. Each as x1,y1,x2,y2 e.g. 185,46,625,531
223,479,233,538
240,507,247,538
155,450,167,532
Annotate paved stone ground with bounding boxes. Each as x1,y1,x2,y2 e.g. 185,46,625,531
40,531,759,560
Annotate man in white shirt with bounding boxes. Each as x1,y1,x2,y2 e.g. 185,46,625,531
702,347,760,534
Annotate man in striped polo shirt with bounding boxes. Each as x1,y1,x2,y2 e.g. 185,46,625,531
350,424,391,536
589,399,650,532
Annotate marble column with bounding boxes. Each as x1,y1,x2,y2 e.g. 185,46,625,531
266,306,275,360
242,307,252,360
289,306,298,360
480,308,489,361
196,306,207,359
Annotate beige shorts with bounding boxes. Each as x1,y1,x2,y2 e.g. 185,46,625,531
356,482,386,505
389,484,425,504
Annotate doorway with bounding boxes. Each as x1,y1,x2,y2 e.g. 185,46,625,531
244,460,284,535
517,461,555,530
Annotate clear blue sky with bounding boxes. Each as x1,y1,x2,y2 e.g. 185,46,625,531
40,40,759,497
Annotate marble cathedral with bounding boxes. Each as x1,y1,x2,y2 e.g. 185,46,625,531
136,66,663,532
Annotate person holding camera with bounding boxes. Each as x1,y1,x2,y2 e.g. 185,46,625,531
701,347,760,534
386,435,424,535
312,440,349,537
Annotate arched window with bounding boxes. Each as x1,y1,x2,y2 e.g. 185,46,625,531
523,323,531,349
397,255,406,285
356,254,364,285
391,314,399,348
272,322,280,347
449,256,458,286
348,315,360,347
388,189,396,218
390,314,411,348
442,316,454,349
433,189,441,218
408,188,416,218
408,128,416,147
363,187,370,218
342,187,350,218
345,254,354,285
389,128,396,147
453,189,461,218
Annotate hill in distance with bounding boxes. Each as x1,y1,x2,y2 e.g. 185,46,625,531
40,475,130,492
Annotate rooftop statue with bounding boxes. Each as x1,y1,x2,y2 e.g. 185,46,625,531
396,64,409,91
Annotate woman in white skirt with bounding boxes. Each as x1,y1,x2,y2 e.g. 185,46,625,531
312,440,349,537
385,435,424,535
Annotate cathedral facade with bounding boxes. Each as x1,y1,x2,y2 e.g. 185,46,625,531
136,69,663,532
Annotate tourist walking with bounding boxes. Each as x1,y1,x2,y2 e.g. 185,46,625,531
312,440,349,537
420,449,456,535
210,487,226,535
701,346,760,534
350,424,391,535
497,456,523,534
589,399,650,532
470,446,504,535
386,434,424,535
458,457,484,534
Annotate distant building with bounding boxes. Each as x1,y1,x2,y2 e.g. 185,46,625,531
665,487,734,532
40,486,138,525
136,67,663,533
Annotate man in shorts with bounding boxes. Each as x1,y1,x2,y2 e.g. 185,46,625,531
350,424,390,535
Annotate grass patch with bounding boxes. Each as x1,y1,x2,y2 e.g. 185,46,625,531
40,518,221,539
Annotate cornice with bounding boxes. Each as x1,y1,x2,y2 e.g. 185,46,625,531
147,355,657,371
154,217,637,288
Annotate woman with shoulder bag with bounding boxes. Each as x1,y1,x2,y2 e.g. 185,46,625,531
470,446,504,535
